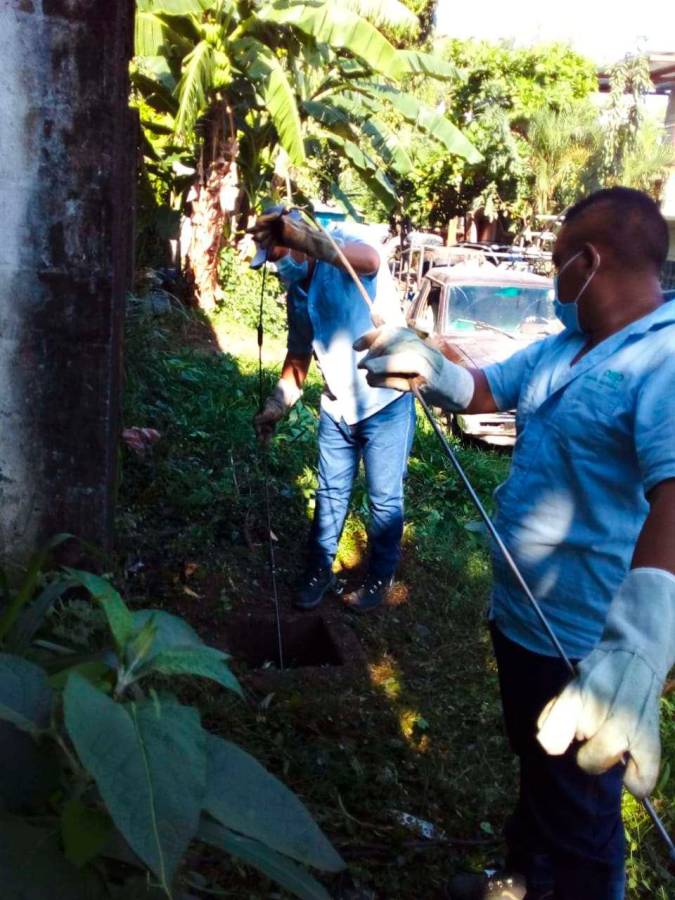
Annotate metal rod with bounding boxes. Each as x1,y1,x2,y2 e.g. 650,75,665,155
257,266,284,671
262,456,284,671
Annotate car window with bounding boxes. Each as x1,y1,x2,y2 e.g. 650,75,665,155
446,284,558,336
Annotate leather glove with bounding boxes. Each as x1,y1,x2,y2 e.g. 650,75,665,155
248,210,339,266
354,326,475,411
253,379,302,445
537,567,675,798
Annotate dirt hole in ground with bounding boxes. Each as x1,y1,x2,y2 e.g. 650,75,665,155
225,615,344,670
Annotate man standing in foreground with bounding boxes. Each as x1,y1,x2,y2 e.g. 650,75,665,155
357,188,675,899
251,208,415,612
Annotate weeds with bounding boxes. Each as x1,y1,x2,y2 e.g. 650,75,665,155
117,300,673,898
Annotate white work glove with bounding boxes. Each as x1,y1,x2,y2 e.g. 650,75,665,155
537,568,675,798
253,379,302,445
353,326,475,411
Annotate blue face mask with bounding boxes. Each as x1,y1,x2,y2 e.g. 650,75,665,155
275,253,309,287
553,248,601,334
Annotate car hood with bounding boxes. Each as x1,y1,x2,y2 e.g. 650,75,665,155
435,331,538,368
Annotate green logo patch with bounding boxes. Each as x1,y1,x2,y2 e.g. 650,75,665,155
603,369,624,387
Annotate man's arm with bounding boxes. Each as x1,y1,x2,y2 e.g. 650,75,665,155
280,351,313,390
254,352,313,444
631,478,675,575
333,241,379,276
464,369,498,414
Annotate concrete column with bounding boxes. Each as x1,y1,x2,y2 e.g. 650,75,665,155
0,1,135,564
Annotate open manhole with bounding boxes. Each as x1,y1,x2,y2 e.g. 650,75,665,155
224,614,345,670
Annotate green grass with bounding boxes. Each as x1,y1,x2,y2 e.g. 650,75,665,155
117,303,674,899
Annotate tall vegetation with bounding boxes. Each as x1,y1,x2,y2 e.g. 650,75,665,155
132,0,478,307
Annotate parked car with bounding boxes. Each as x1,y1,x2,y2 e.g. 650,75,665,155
407,264,559,446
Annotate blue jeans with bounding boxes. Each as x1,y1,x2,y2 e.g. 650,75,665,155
308,394,415,578
491,625,626,900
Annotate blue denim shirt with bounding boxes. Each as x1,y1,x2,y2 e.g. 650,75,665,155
484,301,675,658
285,229,404,425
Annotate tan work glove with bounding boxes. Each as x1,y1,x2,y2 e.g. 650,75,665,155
253,379,302,445
248,209,339,266
537,568,675,798
354,326,475,411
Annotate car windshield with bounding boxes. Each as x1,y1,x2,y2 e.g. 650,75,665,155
446,284,558,336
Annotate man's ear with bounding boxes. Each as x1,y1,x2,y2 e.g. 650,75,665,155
581,242,600,272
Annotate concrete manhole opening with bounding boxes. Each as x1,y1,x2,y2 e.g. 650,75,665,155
226,615,345,670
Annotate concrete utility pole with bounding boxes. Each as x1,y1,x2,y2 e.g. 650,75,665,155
0,1,135,565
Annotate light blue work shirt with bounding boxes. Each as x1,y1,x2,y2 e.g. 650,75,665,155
285,229,404,425
484,300,675,659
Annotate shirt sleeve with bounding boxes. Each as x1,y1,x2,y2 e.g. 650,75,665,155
285,286,314,355
483,339,547,411
634,354,675,494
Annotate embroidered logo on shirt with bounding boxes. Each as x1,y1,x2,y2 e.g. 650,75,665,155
602,369,625,388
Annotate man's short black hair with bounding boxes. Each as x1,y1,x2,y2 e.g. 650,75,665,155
563,187,669,273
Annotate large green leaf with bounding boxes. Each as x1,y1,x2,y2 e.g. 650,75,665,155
397,50,459,81
260,0,404,81
340,0,417,32
237,39,305,165
131,609,203,653
64,570,135,651
135,12,171,57
129,610,241,694
0,654,52,735
328,181,364,220
306,97,412,176
64,675,207,892
323,132,398,209
175,39,217,136
198,818,332,900
204,735,345,871
302,100,355,140
354,83,482,163
361,117,413,175
143,646,242,695
0,816,95,900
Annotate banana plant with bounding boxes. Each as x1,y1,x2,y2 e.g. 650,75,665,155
132,0,479,307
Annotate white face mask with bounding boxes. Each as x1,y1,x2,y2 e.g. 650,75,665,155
553,247,601,334
275,253,309,287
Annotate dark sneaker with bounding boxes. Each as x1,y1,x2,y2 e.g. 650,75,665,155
294,566,337,611
446,871,552,900
445,872,527,900
342,574,393,613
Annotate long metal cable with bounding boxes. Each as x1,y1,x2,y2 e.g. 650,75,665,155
257,266,284,671
287,208,674,862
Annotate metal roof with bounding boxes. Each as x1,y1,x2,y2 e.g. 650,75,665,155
425,265,552,288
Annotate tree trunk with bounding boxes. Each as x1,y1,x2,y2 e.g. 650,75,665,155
0,0,135,565
183,102,239,312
